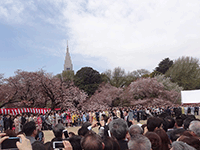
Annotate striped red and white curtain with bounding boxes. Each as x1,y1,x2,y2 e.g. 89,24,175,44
0,108,51,115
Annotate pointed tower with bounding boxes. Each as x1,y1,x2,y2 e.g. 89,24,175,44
64,42,73,71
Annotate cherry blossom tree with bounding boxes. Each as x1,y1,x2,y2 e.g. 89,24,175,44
0,70,42,108
79,83,123,110
121,78,181,107
40,75,87,110
0,70,87,110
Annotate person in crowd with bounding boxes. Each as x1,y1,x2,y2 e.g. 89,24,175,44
154,128,171,150
178,135,200,150
145,132,162,150
129,124,143,137
4,114,11,130
183,117,195,130
0,115,4,133
52,123,65,138
14,114,21,134
81,131,104,150
147,117,162,132
21,113,26,127
10,114,14,130
128,134,151,150
33,114,37,123
44,113,52,130
4,129,17,137
194,106,199,115
189,120,200,138
68,131,75,138
127,109,134,127
55,111,60,125
36,113,42,131
32,141,46,150
116,108,121,118
103,136,120,150
109,118,129,150
35,130,45,143
171,141,196,150
169,116,185,141
82,112,87,123
66,110,71,127
67,135,82,150
29,114,34,122
22,121,38,144
49,112,55,128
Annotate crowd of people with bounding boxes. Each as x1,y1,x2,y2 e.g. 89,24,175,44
0,104,200,150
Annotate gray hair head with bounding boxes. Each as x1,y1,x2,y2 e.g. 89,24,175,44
109,118,128,140
128,134,151,150
189,120,200,137
171,141,196,150
129,125,143,137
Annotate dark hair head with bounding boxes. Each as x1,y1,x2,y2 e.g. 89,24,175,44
145,132,162,150
175,116,183,127
147,117,162,132
165,116,175,129
44,142,51,150
103,136,120,150
162,118,169,132
179,135,200,150
81,132,103,150
181,131,194,137
68,135,82,150
82,122,92,129
183,118,195,130
180,114,187,120
159,112,169,119
170,129,185,142
101,114,108,123
186,115,196,120
68,132,75,137
32,141,46,150
78,127,89,137
154,129,170,150
141,124,147,132
52,123,65,138
5,129,17,137
22,121,36,136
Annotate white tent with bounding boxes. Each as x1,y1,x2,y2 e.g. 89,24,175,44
181,90,200,104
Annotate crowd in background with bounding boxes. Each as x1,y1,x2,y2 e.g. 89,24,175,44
0,104,200,150
0,104,199,133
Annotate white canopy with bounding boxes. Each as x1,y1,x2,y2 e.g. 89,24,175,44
181,90,200,104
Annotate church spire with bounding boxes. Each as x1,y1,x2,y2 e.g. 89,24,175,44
67,40,69,52
64,41,73,71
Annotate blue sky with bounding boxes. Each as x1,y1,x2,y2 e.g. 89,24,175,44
0,0,200,78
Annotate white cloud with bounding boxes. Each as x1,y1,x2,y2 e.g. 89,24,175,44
57,0,200,71
1,0,200,72
0,0,36,24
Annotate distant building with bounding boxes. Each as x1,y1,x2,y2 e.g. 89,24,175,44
64,44,73,71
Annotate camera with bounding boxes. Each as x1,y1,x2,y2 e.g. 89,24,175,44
1,137,21,149
63,129,69,138
53,141,64,149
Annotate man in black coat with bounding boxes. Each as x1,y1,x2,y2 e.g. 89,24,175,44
21,113,26,128
4,114,11,130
